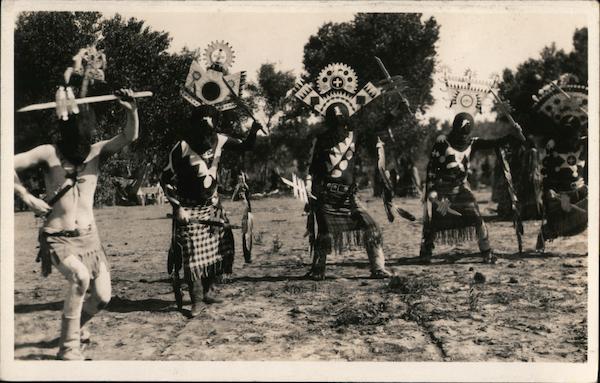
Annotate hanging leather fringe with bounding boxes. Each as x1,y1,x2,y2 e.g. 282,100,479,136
188,259,224,282
306,210,316,258
434,225,478,246
330,228,382,254
37,233,107,278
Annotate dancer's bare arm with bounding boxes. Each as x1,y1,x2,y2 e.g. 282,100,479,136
14,145,52,215
99,89,139,156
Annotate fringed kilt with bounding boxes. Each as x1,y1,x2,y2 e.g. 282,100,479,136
543,186,587,239
314,189,382,254
172,203,234,282
37,225,109,278
429,186,483,245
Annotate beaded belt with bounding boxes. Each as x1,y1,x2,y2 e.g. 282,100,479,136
325,182,355,194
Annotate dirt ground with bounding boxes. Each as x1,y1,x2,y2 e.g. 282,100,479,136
13,189,588,361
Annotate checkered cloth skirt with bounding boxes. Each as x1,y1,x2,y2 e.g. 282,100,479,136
174,204,234,281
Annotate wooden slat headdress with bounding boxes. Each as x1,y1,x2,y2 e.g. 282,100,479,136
531,73,588,126
292,62,381,117
181,40,246,111
439,68,497,115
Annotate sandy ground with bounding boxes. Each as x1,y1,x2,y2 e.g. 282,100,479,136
13,190,588,361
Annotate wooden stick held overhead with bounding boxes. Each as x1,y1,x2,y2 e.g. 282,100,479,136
17,91,153,113
221,77,268,135
374,56,413,115
488,88,526,142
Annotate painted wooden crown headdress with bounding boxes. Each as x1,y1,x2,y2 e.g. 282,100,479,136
439,68,497,115
531,73,588,126
181,40,246,111
292,62,381,117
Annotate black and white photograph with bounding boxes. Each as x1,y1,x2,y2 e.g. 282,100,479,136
1,0,598,381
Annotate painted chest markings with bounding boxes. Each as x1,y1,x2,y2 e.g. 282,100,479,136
556,149,585,177
545,140,585,178
443,145,471,172
182,135,227,188
327,132,355,178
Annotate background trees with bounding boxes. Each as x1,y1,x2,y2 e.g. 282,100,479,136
494,28,587,134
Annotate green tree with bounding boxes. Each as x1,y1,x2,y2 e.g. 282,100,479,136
495,27,587,134
303,13,439,111
238,63,314,190
96,14,194,172
248,63,296,133
92,15,196,204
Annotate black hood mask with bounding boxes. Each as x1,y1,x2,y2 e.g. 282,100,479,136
323,103,351,144
185,105,221,154
57,107,97,166
556,114,584,149
56,72,109,166
325,103,350,130
448,112,474,151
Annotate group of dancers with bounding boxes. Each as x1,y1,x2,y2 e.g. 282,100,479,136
14,41,588,360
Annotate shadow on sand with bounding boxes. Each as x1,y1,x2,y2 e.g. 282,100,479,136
14,301,63,313
14,296,181,314
106,296,180,313
15,338,59,350
233,250,587,282
16,353,57,360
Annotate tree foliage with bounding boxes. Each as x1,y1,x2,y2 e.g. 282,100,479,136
248,63,296,133
495,28,587,134
303,13,439,110
238,63,314,189
98,14,194,173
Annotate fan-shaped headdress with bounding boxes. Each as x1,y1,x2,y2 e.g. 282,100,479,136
439,68,497,115
181,40,246,111
292,62,381,117
531,73,588,126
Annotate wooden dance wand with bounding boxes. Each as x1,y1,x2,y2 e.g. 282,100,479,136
17,91,153,113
